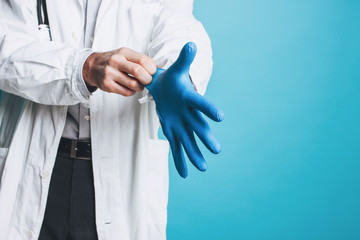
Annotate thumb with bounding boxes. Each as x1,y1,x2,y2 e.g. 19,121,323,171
172,42,197,73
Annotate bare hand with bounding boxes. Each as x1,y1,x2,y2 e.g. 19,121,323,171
83,48,156,96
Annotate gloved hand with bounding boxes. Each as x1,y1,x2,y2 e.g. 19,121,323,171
146,42,224,178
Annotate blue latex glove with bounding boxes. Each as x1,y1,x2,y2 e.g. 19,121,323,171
146,42,224,178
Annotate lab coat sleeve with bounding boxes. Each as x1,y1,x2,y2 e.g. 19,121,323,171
147,0,213,95
0,1,91,106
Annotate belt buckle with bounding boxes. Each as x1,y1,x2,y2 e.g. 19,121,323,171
70,139,91,160
70,140,78,158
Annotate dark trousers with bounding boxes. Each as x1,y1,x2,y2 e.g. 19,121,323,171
38,153,98,240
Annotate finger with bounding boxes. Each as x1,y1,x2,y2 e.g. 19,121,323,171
120,61,153,85
108,53,153,85
185,91,224,122
101,79,136,96
175,126,207,172
186,110,222,154
117,48,157,75
106,66,144,92
171,42,197,73
162,126,188,178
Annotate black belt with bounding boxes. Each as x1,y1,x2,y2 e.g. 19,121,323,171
58,138,92,160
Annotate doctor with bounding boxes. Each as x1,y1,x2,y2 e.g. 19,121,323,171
0,0,214,239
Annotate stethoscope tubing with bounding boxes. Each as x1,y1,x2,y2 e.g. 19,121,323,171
37,0,49,25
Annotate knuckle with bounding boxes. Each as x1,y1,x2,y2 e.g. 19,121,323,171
131,65,142,76
124,89,135,96
101,79,111,89
150,59,157,72
139,56,149,66
108,55,117,65
117,47,126,54
104,66,112,76
129,81,137,89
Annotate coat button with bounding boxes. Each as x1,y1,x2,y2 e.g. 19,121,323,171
85,115,90,121
90,36,94,43
27,230,33,239
40,170,50,178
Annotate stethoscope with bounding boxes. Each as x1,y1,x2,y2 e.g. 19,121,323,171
37,0,52,40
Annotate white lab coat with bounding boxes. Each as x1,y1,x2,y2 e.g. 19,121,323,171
0,0,212,239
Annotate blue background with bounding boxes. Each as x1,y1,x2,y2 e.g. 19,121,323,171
165,0,360,239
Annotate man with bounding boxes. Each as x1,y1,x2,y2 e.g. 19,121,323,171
0,0,213,239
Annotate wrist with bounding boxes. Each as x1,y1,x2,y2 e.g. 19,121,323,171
82,52,97,87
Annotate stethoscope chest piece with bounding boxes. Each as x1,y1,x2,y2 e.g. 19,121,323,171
38,24,52,41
